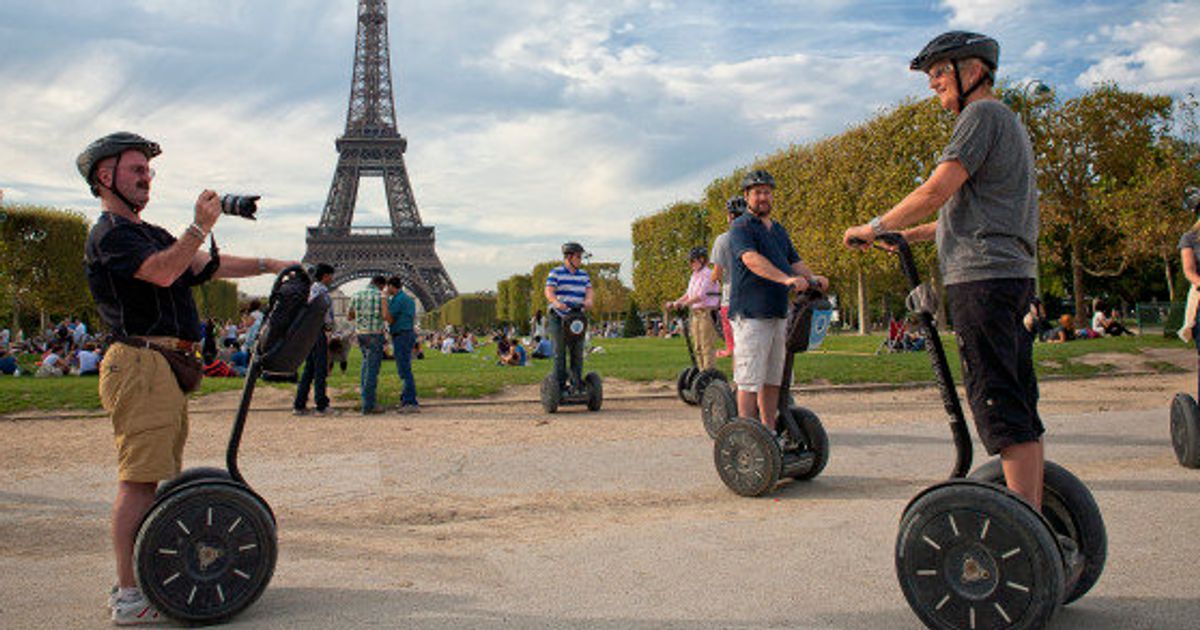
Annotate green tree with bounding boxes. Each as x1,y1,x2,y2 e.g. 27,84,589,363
623,299,645,337
1038,84,1175,318
0,205,93,333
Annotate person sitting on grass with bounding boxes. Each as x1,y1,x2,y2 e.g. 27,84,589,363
36,344,69,377
1091,299,1133,337
76,342,102,376
0,347,18,376
496,338,526,366
531,335,552,359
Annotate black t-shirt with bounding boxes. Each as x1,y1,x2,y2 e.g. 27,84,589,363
85,212,202,341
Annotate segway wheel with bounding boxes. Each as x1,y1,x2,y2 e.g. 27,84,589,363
714,419,782,497
782,406,829,481
540,373,560,414
156,467,231,499
896,481,1064,630
585,372,603,412
135,483,277,624
676,367,699,405
969,459,1107,605
689,368,725,407
1170,393,1200,469
700,380,737,439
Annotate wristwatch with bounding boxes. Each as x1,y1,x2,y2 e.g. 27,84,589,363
257,257,267,273
869,215,885,235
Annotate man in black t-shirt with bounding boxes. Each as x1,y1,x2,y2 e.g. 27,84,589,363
78,132,296,624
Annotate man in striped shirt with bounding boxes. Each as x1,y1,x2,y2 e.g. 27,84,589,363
544,242,594,390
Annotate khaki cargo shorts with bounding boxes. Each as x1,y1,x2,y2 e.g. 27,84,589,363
731,316,788,392
98,343,188,482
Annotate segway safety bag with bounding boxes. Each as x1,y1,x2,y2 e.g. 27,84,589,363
787,295,833,353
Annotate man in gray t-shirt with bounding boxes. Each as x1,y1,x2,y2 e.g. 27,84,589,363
843,31,1045,510
709,196,747,357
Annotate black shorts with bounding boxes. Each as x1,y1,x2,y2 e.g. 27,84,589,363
945,278,1044,455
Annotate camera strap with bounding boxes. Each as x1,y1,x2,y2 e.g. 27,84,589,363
190,235,221,285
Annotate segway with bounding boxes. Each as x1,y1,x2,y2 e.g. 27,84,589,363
854,234,1107,630
540,306,603,413
1170,392,1200,468
674,307,727,406
713,290,833,496
132,266,329,624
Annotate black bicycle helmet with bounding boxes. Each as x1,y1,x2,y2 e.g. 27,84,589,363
77,132,162,197
741,169,776,191
1186,186,1200,216
725,196,747,217
562,242,586,256
911,31,999,113
688,246,708,262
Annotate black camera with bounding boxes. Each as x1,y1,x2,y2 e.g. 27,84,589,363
221,194,260,220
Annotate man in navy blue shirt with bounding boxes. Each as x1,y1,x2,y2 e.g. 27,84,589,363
728,170,828,432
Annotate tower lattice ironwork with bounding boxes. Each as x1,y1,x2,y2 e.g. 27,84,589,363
303,0,457,310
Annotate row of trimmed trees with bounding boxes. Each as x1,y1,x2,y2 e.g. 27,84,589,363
0,204,242,336
631,83,1199,331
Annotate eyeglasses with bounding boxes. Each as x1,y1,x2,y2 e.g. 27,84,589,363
126,165,156,179
927,63,955,81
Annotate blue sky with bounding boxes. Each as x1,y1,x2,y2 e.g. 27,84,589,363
1,0,1197,296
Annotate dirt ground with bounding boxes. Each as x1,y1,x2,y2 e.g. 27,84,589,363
1,353,1198,628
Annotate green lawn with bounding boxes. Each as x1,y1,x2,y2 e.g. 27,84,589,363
0,333,1185,415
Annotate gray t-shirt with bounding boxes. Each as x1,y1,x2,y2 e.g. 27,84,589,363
1178,230,1200,269
936,99,1039,285
711,231,733,306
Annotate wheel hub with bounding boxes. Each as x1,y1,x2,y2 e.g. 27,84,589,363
945,543,999,600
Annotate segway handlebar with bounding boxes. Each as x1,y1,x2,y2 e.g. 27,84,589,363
849,232,973,479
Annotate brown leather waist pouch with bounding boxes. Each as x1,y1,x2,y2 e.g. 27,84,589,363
116,337,204,393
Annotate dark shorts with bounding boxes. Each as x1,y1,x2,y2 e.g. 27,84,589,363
945,278,1044,455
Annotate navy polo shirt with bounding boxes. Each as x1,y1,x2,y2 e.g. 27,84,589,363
727,213,800,319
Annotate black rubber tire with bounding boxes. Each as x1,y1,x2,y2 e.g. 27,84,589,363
969,459,1107,605
714,418,781,497
156,467,231,499
1170,393,1200,468
700,381,737,439
676,367,699,405
689,369,725,406
135,483,277,624
540,373,560,414
896,482,1064,630
783,406,829,481
585,372,603,412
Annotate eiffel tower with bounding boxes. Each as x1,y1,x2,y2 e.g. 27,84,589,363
303,0,457,310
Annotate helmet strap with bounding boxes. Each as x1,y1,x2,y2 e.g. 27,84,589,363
952,59,988,114
101,151,145,214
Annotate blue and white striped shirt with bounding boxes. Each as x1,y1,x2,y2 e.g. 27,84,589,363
546,265,591,315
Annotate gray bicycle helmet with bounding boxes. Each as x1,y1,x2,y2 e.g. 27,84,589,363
688,246,708,262
77,132,161,197
725,196,747,217
562,242,586,256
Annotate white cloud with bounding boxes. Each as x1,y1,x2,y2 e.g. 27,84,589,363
1024,40,1047,59
1075,2,1200,93
940,0,1030,28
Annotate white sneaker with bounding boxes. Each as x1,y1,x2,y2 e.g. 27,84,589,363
111,590,163,626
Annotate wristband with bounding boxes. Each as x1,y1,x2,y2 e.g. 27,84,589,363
868,215,885,236
186,222,207,241
257,257,267,273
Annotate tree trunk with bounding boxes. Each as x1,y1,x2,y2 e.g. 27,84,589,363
1071,238,1086,321
856,266,868,335
1164,253,1175,302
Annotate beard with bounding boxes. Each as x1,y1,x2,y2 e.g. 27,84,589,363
750,201,771,218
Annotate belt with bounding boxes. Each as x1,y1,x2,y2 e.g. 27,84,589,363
123,336,198,353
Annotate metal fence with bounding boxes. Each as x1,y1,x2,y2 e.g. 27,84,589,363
1135,301,1184,337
